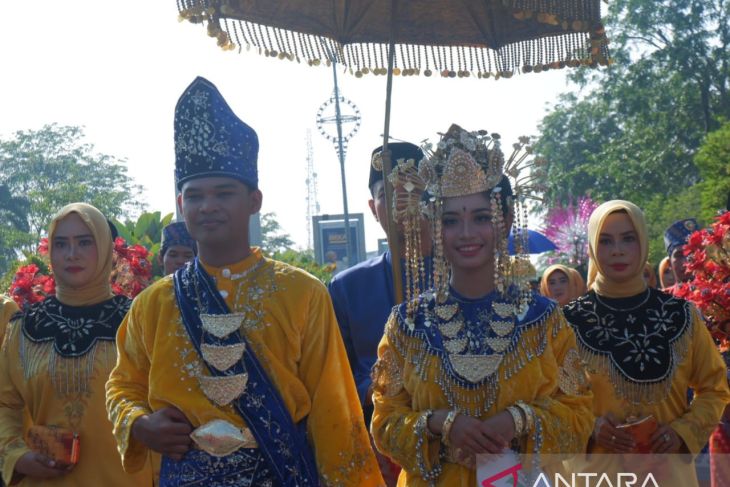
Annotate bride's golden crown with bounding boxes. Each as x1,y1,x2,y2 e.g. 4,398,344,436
417,124,546,200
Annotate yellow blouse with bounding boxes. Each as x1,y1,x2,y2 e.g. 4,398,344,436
371,299,594,487
588,310,729,450
106,248,383,487
0,295,19,347
575,309,730,486
0,310,153,486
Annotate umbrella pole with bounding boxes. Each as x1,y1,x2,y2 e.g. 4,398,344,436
382,0,404,305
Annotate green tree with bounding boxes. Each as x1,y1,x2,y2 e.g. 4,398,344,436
273,249,335,284
535,0,730,263
0,184,29,232
257,212,333,282
694,120,730,222
259,212,294,254
0,124,144,273
0,184,31,272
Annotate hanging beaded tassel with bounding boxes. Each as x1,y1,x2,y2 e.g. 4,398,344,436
491,192,508,295
503,137,549,311
430,198,449,304
388,158,428,319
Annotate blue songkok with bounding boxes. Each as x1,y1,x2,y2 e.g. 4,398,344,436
174,76,258,190
161,222,197,258
664,218,699,256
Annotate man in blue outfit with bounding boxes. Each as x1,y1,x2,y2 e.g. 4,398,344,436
328,142,430,485
328,142,429,422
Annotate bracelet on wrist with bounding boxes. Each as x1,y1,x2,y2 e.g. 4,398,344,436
415,412,443,482
441,409,459,446
515,401,535,434
423,409,441,440
506,406,526,437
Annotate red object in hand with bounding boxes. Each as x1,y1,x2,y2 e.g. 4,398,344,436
617,415,658,453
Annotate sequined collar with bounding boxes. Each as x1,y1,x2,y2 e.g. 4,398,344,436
21,295,130,358
564,289,691,385
397,290,555,387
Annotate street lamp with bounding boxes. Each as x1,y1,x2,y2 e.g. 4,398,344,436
315,66,361,268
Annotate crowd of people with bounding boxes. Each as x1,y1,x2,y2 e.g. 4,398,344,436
0,76,728,487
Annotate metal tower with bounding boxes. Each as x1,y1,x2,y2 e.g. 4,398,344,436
304,129,320,250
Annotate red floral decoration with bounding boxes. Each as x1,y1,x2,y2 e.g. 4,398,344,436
9,237,152,310
9,264,55,310
110,237,152,298
678,211,730,351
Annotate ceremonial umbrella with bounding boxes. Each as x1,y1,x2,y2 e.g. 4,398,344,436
177,0,609,302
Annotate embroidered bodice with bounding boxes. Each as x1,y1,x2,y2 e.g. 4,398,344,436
564,288,693,403
21,295,130,358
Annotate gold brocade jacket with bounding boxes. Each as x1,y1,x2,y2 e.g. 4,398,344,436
0,297,153,486
105,248,384,487
371,292,594,487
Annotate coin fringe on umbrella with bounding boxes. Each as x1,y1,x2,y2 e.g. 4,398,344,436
177,0,609,79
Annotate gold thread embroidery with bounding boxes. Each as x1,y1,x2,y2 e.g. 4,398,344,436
438,320,463,339
200,313,244,339
449,354,503,383
201,343,246,371
434,304,459,321
557,348,591,396
443,337,468,354
485,336,512,353
491,320,515,337
198,373,248,406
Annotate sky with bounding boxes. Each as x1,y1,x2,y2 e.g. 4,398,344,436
0,1,580,253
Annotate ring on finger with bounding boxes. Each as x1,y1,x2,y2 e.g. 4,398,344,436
611,434,616,442
663,433,670,443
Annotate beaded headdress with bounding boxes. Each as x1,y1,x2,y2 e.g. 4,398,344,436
174,77,259,190
388,124,546,316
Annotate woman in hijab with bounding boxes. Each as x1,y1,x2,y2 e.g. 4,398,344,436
563,200,730,485
658,256,676,289
539,264,586,306
0,203,152,486
643,262,658,288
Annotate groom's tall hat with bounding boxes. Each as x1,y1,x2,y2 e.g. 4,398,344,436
174,76,258,190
